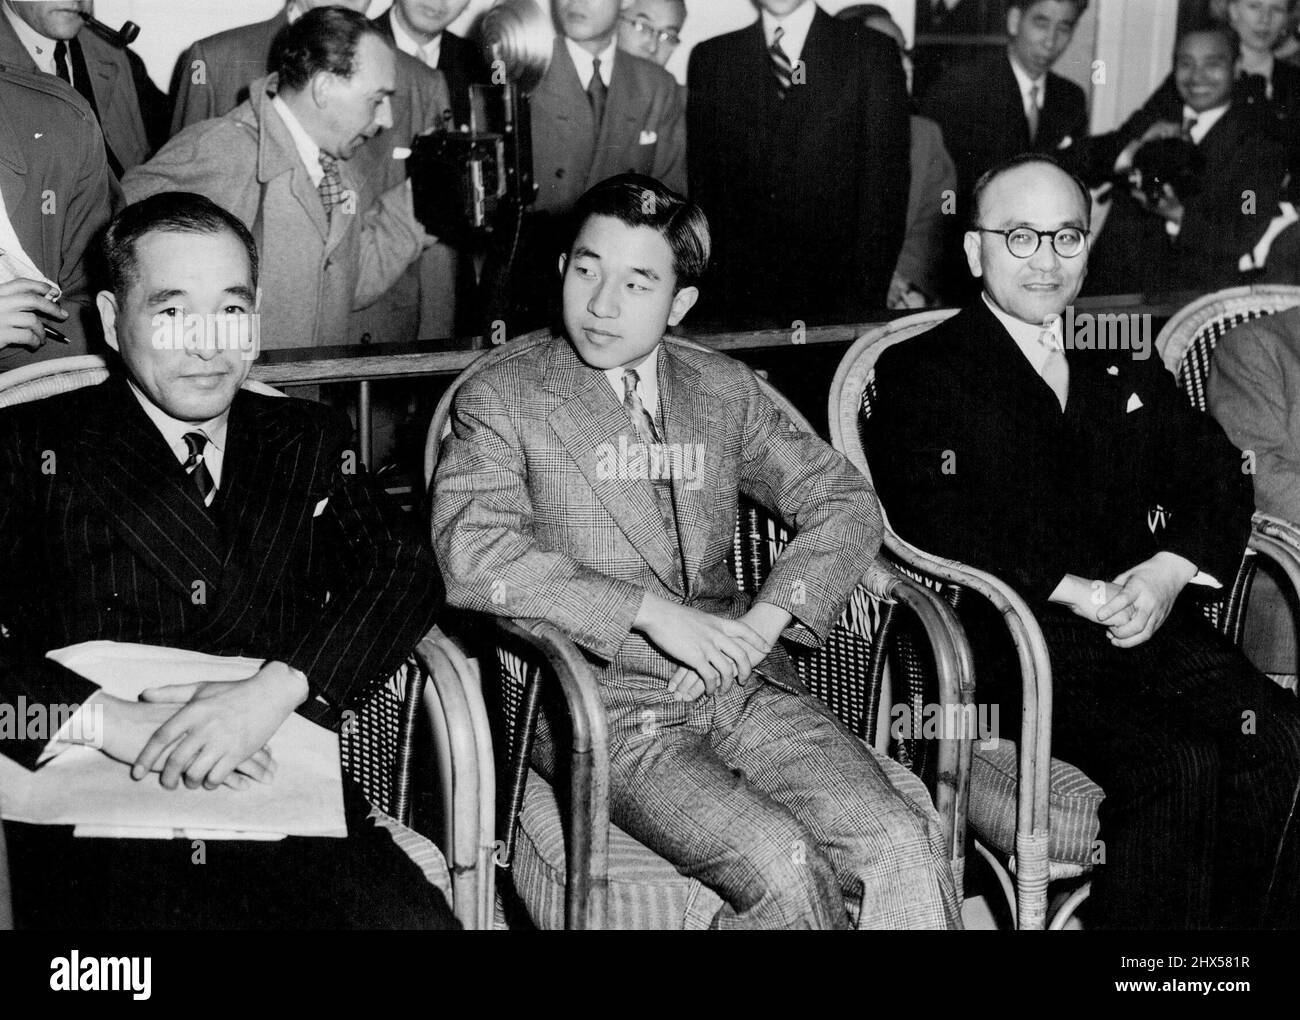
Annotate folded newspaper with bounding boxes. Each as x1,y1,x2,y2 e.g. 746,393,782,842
0,641,346,839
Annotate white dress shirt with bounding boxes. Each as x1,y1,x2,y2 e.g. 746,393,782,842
3,1,59,76
983,292,1062,376
566,35,616,91
128,380,229,489
389,7,442,69
606,344,661,419
1182,102,1229,145
761,0,817,65
1007,52,1047,124
271,95,325,188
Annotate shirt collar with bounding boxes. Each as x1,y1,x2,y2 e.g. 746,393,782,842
982,292,1061,374
127,379,230,466
4,1,58,73
1181,102,1230,144
389,7,442,68
565,35,616,89
271,94,325,187
605,344,661,416
762,1,817,66
1007,51,1047,107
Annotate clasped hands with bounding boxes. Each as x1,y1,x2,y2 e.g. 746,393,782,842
1053,552,1198,648
633,592,792,702
90,661,307,792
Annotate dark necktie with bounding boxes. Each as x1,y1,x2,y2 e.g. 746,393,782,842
317,152,345,218
770,25,793,97
182,431,217,508
623,368,685,581
54,37,123,179
1026,82,1042,143
1182,115,1198,142
588,57,608,134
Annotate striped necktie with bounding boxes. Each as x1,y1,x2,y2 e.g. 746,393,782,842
317,153,345,217
1037,328,1069,412
623,369,662,445
182,431,217,507
770,25,794,97
1026,82,1042,143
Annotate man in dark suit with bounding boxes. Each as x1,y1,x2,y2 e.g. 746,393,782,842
0,191,454,929
0,63,113,365
688,0,910,329
372,0,487,131
0,0,160,178
1081,23,1290,294
169,0,373,134
921,0,1089,216
866,154,1300,929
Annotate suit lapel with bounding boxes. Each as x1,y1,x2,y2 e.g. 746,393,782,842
0,97,28,210
658,344,722,591
254,78,330,242
71,378,225,597
998,56,1032,149
591,52,640,186
544,340,684,593
0,13,36,71
543,39,596,187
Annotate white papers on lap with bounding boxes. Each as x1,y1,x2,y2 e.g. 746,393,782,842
0,641,347,839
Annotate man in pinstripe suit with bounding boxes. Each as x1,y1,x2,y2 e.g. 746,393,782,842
0,192,455,928
433,174,961,929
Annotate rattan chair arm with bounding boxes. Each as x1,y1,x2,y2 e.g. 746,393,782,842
414,625,492,929
0,813,10,929
882,533,1054,845
497,617,611,930
1249,515,1300,614
875,560,975,882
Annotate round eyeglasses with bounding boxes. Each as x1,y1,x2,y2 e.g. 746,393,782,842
976,226,1089,259
619,16,682,50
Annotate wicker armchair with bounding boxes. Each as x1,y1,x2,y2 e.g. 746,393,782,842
829,311,1300,930
424,333,974,929
0,357,492,930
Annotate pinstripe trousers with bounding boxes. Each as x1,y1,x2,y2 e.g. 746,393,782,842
1036,604,1300,929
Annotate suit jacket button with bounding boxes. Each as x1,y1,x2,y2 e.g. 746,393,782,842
556,168,565,178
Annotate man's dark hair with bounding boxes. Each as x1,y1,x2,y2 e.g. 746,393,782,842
569,173,711,290
1008,0,1090,13
835,4,895,24
271,6,384,93
1176,19,1239,57
970,153,1093,229
102,192,259,302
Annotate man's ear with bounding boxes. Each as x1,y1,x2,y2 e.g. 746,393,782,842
310,72,332,110
254,284,263,313
1006,7,1022,37
962,230,985,279
96,291,120,353
558,253,567,279
667,285,699,327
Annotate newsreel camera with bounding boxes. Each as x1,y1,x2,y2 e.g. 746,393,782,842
407,0,553,247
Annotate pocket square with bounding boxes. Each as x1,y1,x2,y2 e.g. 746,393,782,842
313,497,330,517
1106,365,1119,376
639,130,658,145
1126,393,1144,413
1058,135,1073,150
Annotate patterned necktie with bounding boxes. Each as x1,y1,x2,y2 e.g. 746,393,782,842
182,431,217,507
1026,82,1042,143
623,369,662,445
317,153,345,218
770,25,793,97
1037,329,1069,411
588,57,608,134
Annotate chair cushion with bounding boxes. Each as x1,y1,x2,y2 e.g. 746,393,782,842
969,738,1104,867
368,805,454,902
512,751,941,929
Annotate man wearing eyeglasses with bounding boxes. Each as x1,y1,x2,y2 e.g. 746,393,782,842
616,0,685,69
866,153,1300,929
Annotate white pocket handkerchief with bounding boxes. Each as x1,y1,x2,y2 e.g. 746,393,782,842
1126,393,1144,413
313,497,330,517
639,130,657,145
1106,365,1119,376
1057,135,1073,150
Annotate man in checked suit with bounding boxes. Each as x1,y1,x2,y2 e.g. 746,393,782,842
687,0,910,329
866,154,1300,929
0,191,455,928
501,0,685,335
433,174,961,929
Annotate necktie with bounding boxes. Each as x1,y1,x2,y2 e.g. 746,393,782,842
52,38,122,178
1037,329,1069,411
623,368,662,446
53,40,72,86
770,25,794,97
588,57,608,134
1026,82,1042,143
317,153,345,218
1182,115,1198,142
182,431,217,507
